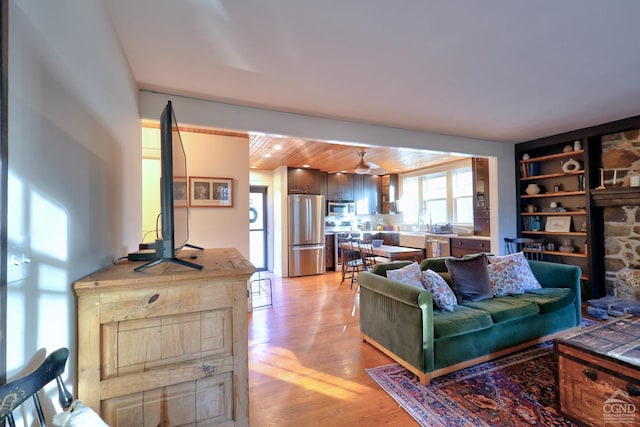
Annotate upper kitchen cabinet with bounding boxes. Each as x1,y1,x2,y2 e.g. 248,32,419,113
472,158,490,236
327,172,354,201
381,174,399,214
288,167,325,195
354,174,381,215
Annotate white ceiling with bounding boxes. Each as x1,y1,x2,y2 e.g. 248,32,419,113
104,0,640,143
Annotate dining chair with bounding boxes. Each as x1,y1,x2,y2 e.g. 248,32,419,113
504,237,545,260
340,239,365,288
357,240,388,268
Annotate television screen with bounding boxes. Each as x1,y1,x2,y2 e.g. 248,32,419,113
134,101,202,272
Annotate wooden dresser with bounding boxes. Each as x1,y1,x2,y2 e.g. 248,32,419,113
74,248,255,427
556,316,640,426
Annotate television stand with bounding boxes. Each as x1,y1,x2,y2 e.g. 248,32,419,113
134,255,203,272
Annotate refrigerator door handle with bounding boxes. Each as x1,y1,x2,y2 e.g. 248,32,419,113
291,245,325,251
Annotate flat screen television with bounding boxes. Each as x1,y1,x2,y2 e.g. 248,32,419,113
135,101,203,272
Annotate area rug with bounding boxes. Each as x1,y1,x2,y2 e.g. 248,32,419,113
366,341,576,426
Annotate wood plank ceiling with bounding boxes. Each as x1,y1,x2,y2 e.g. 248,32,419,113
143,120,468,174
247,132,467,174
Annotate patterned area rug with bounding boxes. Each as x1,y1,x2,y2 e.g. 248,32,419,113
366,341,577,426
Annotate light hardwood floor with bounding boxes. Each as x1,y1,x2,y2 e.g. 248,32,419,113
248,271,416,426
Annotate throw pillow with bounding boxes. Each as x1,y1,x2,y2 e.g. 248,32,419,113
386,262,424,289
487,251,541,293
487,260,523,296
445,253,493,302
421,269,457,312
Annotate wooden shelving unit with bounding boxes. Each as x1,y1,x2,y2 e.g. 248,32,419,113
515,141,590,284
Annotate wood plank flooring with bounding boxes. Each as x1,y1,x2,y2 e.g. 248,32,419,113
248,271,416,426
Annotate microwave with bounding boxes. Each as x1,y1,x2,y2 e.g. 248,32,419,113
328,200,355,216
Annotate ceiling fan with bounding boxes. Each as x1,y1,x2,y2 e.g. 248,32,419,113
354,150,386,175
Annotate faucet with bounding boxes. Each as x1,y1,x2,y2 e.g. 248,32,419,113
417,209,432,232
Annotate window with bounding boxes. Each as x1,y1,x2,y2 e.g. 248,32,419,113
423,173,448,224
452,168,473,224
401,162,474,226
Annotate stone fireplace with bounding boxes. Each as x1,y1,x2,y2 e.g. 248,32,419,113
601,129,640,301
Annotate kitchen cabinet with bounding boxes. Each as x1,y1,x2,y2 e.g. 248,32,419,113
472,158,490,236
353,174,381,214
288,167,324,194
381,232,399,246
73,248,254,427
325,234,335,271
450,237,491,257
327,172,354,201
381,174,399,214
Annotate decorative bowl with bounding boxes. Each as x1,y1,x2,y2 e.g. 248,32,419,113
371,239,383,247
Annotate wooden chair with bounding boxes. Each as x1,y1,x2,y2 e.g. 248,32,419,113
504,237,545,260
340,239,365,288
357,240,387,269
0,348,73,427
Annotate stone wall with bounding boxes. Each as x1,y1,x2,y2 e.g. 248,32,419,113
602,129,640,300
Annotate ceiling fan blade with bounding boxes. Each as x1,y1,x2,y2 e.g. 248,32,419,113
368,161,380,169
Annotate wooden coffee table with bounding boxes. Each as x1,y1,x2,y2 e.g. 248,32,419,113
555,316,640,426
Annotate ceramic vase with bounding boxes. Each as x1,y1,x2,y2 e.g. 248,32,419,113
525,183,541,195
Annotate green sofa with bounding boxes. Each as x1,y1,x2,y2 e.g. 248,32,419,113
358,257,582,384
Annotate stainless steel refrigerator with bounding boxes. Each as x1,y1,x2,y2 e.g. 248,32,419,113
288,194,325,277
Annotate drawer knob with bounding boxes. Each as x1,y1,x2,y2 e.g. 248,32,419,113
583,369,598,381
148,293,160,304
627,384,640,397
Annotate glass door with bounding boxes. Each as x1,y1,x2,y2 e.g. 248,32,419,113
249,186,268,271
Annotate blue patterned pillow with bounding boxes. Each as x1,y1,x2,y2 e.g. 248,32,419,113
421,269,457,312
487,252,541,294
386,262,424,289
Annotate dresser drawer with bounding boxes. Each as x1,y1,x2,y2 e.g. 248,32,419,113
450,238,490,251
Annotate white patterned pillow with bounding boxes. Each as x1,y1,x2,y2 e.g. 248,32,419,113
386,262,424,289
421,269,457,312
487,252,541,294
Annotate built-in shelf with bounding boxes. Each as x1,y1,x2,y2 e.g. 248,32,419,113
522,191,585,199
522,231,587,237
521,211,586,216
521,171,584,181
520,150,584,164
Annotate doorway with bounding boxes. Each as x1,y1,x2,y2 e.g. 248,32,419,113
249,186,268,271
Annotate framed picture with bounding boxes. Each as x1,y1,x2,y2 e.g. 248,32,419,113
545,216,571,232
189,176,233,207
172,177,188,207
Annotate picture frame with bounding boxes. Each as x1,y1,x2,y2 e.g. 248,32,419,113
172,177,188,207
545,216,571,233
189,176,233,207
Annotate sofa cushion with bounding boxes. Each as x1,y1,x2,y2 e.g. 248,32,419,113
432,305,493,339
445,253,493,302
462,297,540,323
386,262,424,289
516,288,576,315
421,269,457,312
487,252,541,293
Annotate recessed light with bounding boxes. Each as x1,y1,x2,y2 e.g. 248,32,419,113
264,154,271,158
302,164,311,168
274,145,283,150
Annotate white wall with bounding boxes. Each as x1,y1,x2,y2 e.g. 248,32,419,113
142,127,250,258
6,0,140,406
140,91,517,258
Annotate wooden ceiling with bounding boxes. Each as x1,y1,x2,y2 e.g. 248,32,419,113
143,121,468,174
247,132,467,174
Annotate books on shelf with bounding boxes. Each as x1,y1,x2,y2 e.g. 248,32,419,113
522,215,544,231
521,162,540,178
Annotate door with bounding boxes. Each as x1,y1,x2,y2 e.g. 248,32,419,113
249,186,268,271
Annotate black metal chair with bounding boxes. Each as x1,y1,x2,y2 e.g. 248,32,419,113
504,237,545,260
0,348,73,427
